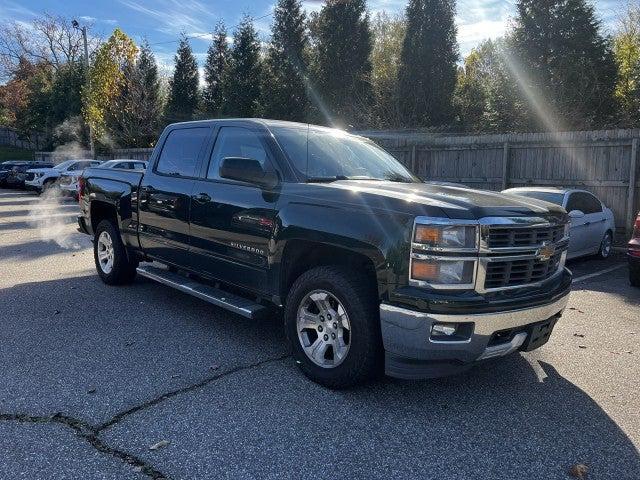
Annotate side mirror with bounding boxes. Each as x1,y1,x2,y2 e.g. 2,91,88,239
568,209,585,218
219,157,278,189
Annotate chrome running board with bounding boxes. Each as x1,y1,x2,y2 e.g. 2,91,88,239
136,264,268,319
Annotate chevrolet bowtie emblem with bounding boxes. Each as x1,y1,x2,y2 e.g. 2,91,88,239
536,243,556,262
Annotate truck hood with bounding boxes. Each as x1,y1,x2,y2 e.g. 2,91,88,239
326,180,567,220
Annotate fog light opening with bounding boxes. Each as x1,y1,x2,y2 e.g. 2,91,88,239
432,323,457,336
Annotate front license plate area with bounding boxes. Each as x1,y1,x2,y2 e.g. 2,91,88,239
520,315,560,352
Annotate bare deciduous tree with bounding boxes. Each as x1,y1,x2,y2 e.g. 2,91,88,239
0,13,100,77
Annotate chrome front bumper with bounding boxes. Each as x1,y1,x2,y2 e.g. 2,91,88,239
381,291,570,379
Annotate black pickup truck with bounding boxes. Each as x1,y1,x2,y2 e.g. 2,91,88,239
78,119,572,388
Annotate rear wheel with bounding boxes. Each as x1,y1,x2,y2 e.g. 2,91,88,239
598,231,613,258
285,266,382,389
93,220,138,285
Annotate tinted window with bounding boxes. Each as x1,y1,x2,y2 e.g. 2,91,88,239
207,127,268,179
508,190,564,205
157,127,210,177
566,192,602,214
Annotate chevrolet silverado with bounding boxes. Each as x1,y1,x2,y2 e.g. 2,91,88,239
78,119,572,388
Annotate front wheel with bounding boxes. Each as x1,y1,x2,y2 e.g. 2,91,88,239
598,231,613,258
285,266,382,389
93,220,138,285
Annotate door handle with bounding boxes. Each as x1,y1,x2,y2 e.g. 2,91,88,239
193,193,211,203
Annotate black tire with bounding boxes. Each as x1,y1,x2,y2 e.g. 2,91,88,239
93,220,138,285
598,231,613,258
630,263,640,288
284,266,382,389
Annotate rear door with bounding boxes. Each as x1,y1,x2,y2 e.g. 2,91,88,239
579,192,607,251
188,124,281,294
138,125,212,268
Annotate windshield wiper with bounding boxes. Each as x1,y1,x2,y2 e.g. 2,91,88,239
306,175,383,183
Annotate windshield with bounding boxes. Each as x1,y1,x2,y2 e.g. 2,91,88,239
508,190,564,205
54,160,77,170
272,125,419,183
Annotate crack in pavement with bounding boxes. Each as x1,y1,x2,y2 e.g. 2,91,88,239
0,412,168,479
1,354,291,479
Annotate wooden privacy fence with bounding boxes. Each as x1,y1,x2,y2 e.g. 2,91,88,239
365,129,640,236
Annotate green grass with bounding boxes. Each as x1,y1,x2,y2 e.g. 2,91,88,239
0,146,34,161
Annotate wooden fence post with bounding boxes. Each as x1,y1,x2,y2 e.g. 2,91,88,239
501,142,510,190
628,138,638,234
410,144,417,174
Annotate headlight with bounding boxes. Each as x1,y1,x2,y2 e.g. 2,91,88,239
414,224,477,249
411,259,475,285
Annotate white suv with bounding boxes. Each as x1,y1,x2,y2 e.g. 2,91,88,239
25,159,101,193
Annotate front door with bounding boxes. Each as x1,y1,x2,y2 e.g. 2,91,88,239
138,125,212,268
189,125,281,295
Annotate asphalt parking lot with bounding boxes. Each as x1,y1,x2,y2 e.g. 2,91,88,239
0,189,638,480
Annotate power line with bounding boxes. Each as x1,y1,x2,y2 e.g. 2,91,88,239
146,12,274,46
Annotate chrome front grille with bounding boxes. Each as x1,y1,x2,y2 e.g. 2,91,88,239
487,225,565,248
479,220,569,292
484,252,563,289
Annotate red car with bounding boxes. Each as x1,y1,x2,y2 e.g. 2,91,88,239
630,212,640,287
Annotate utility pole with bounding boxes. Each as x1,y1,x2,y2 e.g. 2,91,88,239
72,19,95,158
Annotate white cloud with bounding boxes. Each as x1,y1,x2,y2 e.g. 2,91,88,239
118,0,215,36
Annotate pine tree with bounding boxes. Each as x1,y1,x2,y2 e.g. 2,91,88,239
202,22,229,117
311,0,372,127
512,0,618,130
262,0,309,121
165,35,200,122
106,41,163,147
222,16,263,117
397,0,459,128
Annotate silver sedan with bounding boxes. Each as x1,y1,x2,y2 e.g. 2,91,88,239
502,187,615,260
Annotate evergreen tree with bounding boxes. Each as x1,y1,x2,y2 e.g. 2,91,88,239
262,0,309,121
511,0,617,130
454,39,525,133
202,22,229,117
397,0,458,128
311,0,372,127
613,2,640,126
222,16,263,117
106,41,163,147
165,35,200,122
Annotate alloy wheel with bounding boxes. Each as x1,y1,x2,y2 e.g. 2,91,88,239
296,290,351,368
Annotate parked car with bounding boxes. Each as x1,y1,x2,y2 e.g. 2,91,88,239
0,161,28,187
502,187,615,260
5,161,54,189
59,159,147,198
629,212,640,287
78,119,571,388
25,159,102,193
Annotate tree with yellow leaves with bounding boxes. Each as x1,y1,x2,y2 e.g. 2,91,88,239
82,28,137,149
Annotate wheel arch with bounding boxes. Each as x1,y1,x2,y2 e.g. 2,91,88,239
278,239,383,306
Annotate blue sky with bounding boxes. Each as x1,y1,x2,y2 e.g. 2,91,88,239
0,0,622,73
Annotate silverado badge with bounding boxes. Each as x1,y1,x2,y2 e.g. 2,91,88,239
536,242,556,262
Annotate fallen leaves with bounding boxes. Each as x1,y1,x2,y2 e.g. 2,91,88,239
569,463,588,479
149,440,170,451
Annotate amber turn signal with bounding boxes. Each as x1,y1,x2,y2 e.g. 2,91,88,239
411,260,439,281
414,226,441,245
